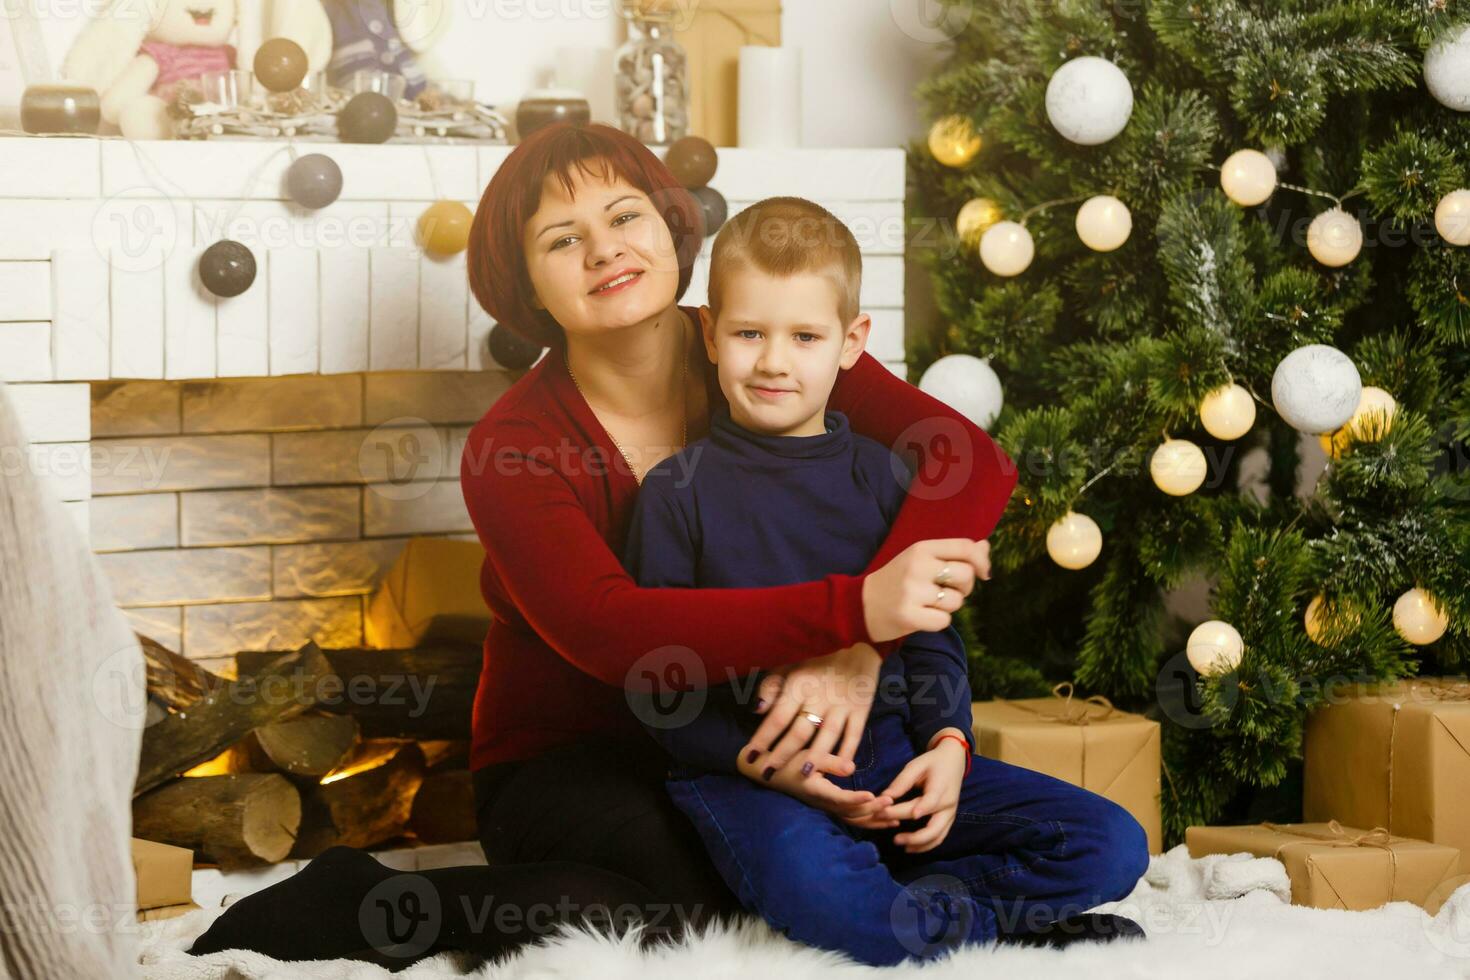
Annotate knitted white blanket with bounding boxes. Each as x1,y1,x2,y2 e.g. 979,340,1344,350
0,383,143,979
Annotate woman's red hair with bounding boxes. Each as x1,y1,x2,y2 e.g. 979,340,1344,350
467,123,704,349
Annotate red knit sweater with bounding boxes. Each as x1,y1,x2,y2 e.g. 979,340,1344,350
459,306,1019,769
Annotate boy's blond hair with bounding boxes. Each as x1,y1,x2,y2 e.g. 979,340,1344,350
706,196,862,327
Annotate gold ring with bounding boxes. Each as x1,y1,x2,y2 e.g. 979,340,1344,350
804,712,824,727
936,588,947,605
935,564,952,587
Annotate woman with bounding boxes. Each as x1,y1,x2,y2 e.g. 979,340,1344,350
188,123,1019,967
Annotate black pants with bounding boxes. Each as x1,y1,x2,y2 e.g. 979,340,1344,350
473,733,744,934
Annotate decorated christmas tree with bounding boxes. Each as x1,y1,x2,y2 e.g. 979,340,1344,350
908,1,1470,842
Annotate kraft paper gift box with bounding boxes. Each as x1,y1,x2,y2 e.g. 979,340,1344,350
970,684,1162,853
365,538,490,649
1185,821,1462,912
131,837,192,911
1303,677,1470,874
672,0,781,147
138,902,201,922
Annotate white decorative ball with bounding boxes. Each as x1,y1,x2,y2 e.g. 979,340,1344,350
1187,620,1244,676
1045,56,1134,145
1393,588,1450,645
1150,439,1208,496
1046,511,1102,570
979,221,1035,277
917,354,1004,429
1435,189,1470,246
1075,195,1132,251
1271,345,1363,434
1199,383,1257,440
1307,207,1363,267
1220,149,1278,206
1425,24,1470,112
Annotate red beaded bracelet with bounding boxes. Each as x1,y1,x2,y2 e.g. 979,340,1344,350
933,733,973,776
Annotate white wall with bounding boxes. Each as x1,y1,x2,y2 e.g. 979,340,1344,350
1,0,938,147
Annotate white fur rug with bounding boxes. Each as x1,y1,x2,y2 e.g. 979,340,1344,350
138,845,1470,979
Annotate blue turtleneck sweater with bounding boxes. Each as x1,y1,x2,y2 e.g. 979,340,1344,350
622,405,973,775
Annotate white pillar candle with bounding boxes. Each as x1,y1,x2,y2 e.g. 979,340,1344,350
738,45,801,148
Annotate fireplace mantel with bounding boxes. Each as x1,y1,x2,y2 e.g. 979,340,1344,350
0,137,907,383
1,137,908,568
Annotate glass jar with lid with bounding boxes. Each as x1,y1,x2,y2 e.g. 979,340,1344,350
614,0,689,144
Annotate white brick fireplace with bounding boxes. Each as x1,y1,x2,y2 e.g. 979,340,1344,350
0,137,908,670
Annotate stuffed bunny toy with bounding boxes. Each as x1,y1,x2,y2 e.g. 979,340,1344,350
61,0,332,139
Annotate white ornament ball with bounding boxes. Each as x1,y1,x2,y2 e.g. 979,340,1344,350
1271,344,1362,434
1150,439,1208,496
1187,620,1244,676
979,221,1035,277
1307,207,1363,267
1393,588,1450,645
917,354,1004,429
1435,189,1470,246
1219,149,1278,206
1046,511,1102,570
1045,56,1134,145
1075,195,1132,251
1199,383,1256,440
1425,24,1470,112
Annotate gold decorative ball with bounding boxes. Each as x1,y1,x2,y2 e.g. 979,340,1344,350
957,197,1003,247
1075,194,1132,251
1436,189,1470,246
417,200,474,257
1304,594,1361,645
929,114,982,168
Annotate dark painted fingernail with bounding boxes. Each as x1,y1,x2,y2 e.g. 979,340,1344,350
800,761,814,776
755,698,768,711
762,766,775,781
746,749,759,764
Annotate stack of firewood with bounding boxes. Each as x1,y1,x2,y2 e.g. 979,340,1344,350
131,635,483,871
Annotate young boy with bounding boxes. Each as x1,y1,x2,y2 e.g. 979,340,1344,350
621,197,1146,966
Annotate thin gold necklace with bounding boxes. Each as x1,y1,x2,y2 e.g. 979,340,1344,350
566,315,689,485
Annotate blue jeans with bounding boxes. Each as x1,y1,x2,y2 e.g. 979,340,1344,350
665,713,1150,966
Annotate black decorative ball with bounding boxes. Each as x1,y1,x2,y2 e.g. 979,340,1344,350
199,240,257,298
489,323,544,371
692,185,728,236
338,92,398,144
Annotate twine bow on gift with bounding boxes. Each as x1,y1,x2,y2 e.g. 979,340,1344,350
1260,819,1401,905
994,682,1117,785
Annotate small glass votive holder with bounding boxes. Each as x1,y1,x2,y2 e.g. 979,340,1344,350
351,69,407,102
198,69,253,108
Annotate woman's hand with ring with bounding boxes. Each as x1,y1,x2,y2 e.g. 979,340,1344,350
740,642,881,778
862,539,989,643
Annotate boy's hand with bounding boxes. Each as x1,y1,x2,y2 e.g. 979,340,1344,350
736,745,898,830
875,729,968,853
